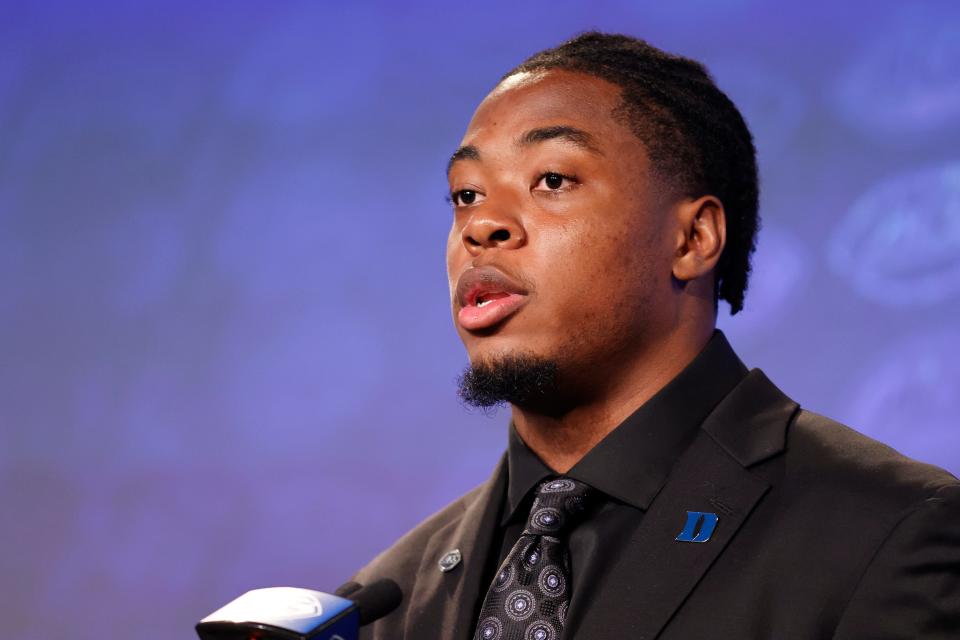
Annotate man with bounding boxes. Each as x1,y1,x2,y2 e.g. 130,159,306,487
352,32,960,639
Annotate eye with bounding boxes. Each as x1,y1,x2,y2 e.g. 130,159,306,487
449,188,485,207
534,172,577,192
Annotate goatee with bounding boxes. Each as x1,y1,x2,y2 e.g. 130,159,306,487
457,353,558,409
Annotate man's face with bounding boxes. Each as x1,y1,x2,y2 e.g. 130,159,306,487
446,70,678,393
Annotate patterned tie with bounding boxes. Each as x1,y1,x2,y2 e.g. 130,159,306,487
474,477,598,640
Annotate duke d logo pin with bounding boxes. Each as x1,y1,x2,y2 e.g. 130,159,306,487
675,511,719,543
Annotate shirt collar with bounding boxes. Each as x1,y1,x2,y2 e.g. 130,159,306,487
502,330,748,524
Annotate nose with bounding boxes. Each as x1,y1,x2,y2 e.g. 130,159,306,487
461,211,526,255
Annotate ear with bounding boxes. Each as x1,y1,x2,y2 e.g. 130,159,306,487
672,195,726,283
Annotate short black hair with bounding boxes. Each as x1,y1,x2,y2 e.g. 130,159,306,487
505,32,760,315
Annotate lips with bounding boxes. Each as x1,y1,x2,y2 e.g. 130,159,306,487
455,265,529,331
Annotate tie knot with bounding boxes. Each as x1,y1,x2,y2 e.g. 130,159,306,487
524,477,597,536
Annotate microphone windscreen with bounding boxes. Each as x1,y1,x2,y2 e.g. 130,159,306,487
353,578,403,626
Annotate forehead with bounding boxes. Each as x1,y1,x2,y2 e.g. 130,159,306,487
461,69,630,149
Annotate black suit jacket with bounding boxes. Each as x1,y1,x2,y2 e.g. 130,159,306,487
352,370,960,638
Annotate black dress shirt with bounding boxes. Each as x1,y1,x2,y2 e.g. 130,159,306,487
473,330,750,635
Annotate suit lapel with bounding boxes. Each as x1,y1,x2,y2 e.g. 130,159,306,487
566,370,798,640
403,455,507,639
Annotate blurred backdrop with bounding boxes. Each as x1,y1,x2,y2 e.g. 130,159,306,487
2,1,959,638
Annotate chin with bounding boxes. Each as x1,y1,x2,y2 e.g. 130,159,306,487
464,334,548,365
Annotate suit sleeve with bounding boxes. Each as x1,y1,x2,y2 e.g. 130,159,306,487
832,483,960,639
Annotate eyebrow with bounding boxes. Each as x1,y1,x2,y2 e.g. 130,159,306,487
516,125,602,154
446,125,603,177
447,145,480,176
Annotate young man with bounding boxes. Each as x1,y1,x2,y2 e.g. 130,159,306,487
352,33,960,639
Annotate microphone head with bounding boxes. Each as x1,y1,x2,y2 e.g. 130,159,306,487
194,579,402,639
195,587,357,640
352,579,403,626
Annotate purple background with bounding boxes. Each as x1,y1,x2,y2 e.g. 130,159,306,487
2,2,959,638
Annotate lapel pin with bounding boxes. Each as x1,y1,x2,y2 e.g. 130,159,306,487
675,511,719,543
438,548,462,572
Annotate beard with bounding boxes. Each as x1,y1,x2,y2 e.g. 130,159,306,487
457,352,559,409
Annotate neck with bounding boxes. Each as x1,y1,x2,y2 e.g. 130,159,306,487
510,324,714,473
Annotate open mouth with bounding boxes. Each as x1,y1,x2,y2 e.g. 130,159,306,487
455,266,529,332
476,291,510,307
458,291,528,331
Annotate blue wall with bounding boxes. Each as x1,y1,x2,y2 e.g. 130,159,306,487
2,2,959,637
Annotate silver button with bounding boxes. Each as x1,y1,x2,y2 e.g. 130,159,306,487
438,548,462,572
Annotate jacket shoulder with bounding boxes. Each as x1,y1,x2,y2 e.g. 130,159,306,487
789,412,960,637
351,481,488,586
784,408,959,513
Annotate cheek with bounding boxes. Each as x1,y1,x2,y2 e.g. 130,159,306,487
531,223,630,312
537,214,664,323
551,216,646,282
446,222,466,272
446,221,460,258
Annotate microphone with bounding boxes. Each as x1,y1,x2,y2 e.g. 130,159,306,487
195,578,402,640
